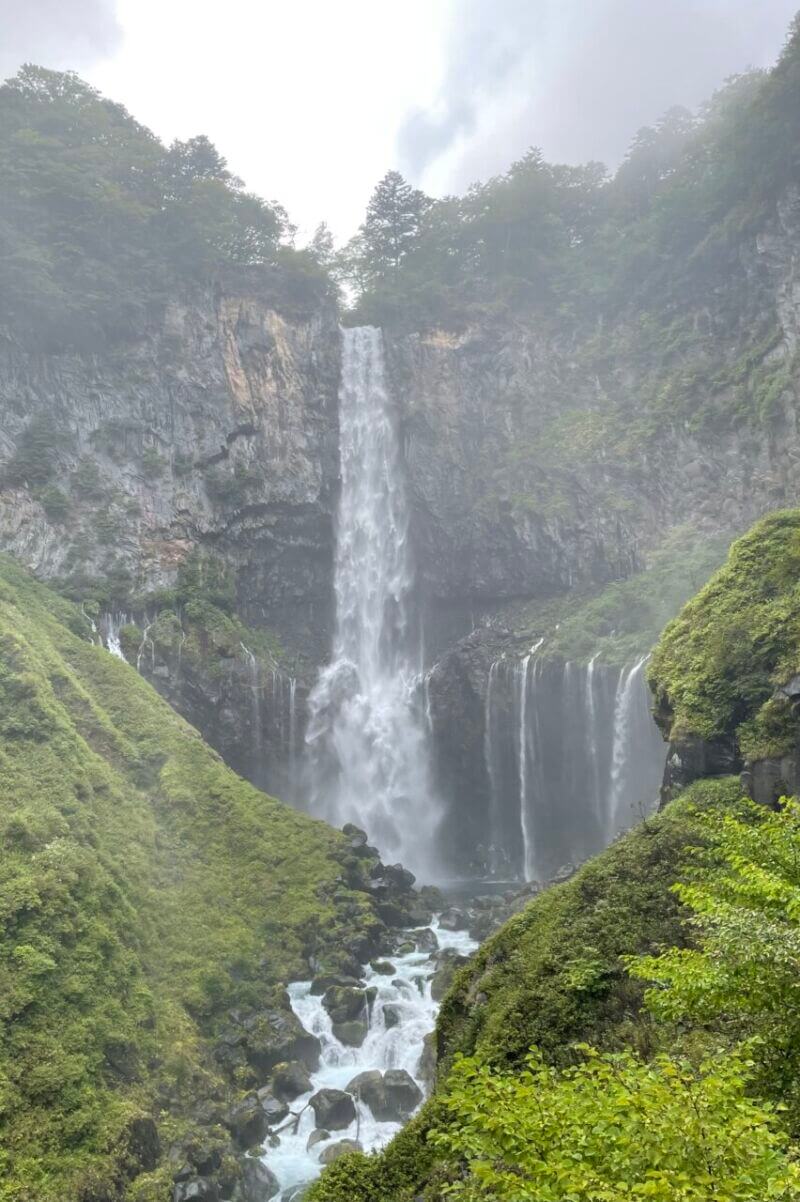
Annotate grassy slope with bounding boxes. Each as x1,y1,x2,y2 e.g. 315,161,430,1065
0,554,377,1202
309,776,741,1202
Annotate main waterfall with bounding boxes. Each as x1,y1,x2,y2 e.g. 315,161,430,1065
305,327,440,876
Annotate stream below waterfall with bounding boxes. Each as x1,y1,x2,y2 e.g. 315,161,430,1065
264,920,477,1197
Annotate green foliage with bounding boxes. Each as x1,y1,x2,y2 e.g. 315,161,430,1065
433,1046,799,1201
203,461,260,509
648,510,800,755
0,554,377,1199
0,66,297,348
631,797,800,1127
309,779,741,1202
4,414,63,488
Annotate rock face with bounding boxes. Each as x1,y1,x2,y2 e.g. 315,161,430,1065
6,191,800,870
0,269,340,799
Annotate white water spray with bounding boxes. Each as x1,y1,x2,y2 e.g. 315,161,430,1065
305,328,440,876
608,655,650,832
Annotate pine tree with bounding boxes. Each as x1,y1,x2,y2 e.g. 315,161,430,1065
361,170,428,283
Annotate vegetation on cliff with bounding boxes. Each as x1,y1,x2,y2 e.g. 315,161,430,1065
0,66,330,349
0,554,382,1201
649,509,800,761
342,16,800,333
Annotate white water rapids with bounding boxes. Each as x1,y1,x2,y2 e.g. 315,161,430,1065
304,326,440,877
264,922,477,1196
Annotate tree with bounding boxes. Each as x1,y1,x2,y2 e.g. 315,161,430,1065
432,1046,800,1201
630,797,800,1122
360,170,428,283
308,221,335,269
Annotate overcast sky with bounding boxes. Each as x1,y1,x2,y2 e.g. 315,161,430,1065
1,0,797,242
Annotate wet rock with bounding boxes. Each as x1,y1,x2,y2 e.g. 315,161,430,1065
370,959,396,975
384,1069,423,1118
256,1086,289,1126
438,907,468,931
174,1180,219,1202
233,1157,279,1201
394,940,415,956
419,885,445,911
431,950,469,1002
418,1031,437,1093
382,1003,402,1029
309,973,362,996
306,1128,330,1151
271,1061,312,1101
342,822,368,848
318,1138,362,1165
282,1187,309,1202
345,1069,422,1121
383,863,416,891
411,927,438,953
225,1093,269,1150
332,1017,369,1047
309,1088,357,1131
322,985,374,1024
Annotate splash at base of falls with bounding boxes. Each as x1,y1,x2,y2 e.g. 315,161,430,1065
264,921,477,1195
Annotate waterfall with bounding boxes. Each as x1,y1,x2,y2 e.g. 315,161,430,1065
481,649,665,881
305,327,440,876
517,654,532,882
240,643,263,762
607,655,661,835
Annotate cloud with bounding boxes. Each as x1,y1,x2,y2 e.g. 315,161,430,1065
399,0,799,194
0,0,122,81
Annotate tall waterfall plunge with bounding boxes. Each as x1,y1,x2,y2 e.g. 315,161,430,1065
483,652,666,881
305,327,440,876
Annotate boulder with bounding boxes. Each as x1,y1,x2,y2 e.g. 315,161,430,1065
370,960,396,975
411,927,438,953
309,1088,356,1131
438,907,468,931
345,1069,422,1121
234,1157,279,1202
174,1180,219,1202
383,1070,423,1119
309,973,362,996
332,1018,369,1047
306,1128,330,1151
382,1003,401,1029
318,1138,362,1165
225,1093,269,1150
342,822,368,848
256,1086,289,1126
271,1061,312,1101
419,885,445,911
321,985,374,1024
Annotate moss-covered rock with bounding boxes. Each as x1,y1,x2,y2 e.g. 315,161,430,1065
648,510,800,797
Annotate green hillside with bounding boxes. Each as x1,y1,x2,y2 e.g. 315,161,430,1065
0,555,379,1201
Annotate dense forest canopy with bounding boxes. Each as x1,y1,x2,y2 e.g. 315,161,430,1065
3,15,800,348
339,14,800,327
0,65,325,349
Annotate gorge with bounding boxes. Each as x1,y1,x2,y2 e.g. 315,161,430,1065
5,27,800,1202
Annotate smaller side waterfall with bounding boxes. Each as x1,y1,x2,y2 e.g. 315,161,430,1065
482,651,665,880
